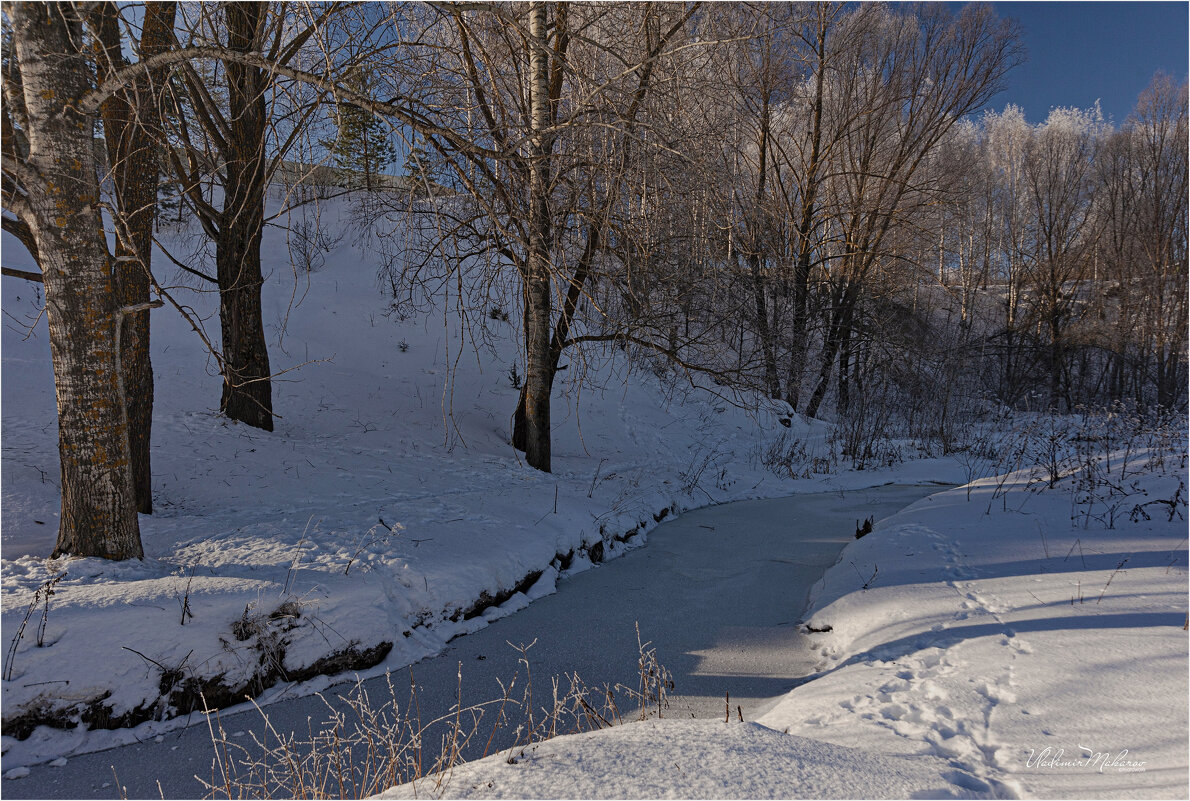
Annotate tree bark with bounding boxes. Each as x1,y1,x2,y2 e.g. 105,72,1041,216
746,252,780,399
837,316,853,415
1047,297,1064,412
92,1,176,513
786,12,828,412
746,73,780,399
218,2,274,431
805,280,859,419
12,2,142,559
518,2,554,471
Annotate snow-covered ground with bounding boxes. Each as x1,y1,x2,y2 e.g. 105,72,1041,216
376,719,995,800
378,452,1188,800
767,455,1188,799
2,194,930,768
3,193,1186,798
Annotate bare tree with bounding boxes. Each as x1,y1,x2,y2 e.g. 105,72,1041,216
4,3,144,558
721,4,792,400
771,2,853,411
1019,104,1104,411
801,4,1021,418
1095,75,1188,409
382,2,700,472
91,1,176,513
162,1,334,431
980,104,1034,403
1126,76,1188,410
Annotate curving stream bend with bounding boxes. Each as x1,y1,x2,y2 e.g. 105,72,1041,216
7,483,943,799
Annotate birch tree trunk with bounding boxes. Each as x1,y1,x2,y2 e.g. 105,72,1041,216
521,1,554,471
11,2,143,559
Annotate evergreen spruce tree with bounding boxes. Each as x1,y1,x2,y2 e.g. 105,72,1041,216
320,70,396,190
401,143,442,196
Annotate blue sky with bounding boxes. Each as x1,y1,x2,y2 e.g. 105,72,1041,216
979,1,1189,123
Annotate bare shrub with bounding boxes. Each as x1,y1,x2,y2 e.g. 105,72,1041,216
830,380,903,471
287,217,344,274
201,626,674,799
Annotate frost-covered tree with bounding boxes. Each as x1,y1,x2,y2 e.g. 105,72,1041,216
1094,75,1188,409
1019,104,1105,411
373,2,701,472
801,4,1022,418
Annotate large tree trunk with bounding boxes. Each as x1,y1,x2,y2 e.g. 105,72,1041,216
93,1,176,513
747,79,780,400
13,2,142,559
746,253,780,399
786,19,827,413
805,281,859,419
219,2,274,431
513,224,599,457
518,1,553,471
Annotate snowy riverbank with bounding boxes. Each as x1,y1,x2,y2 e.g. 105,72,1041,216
378,450,1188,800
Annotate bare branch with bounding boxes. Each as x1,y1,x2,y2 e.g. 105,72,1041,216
2,265,43,283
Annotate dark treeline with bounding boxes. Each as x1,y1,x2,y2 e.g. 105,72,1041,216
3,2,1186,561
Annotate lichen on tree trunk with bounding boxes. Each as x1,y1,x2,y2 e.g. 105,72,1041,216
12,2,142,560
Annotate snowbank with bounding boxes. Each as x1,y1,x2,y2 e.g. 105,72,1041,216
370,443,1186,800
374,719,991,800
757,453,1189,798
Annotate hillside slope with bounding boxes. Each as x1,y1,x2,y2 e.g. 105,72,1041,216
1,194,951,764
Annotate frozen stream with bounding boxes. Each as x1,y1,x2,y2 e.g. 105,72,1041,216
9,483,944,799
